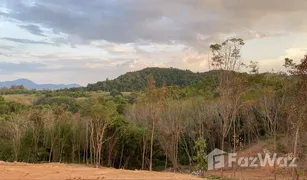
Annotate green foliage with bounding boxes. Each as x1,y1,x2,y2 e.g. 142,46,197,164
297,169,305,176
34,96,79,113
0,86,35,95
0,96,9,115
110,89,123,97
79,97,117,121
193,137,208,176
210,38,244,70
87,67,211,92
0,96,26,119
113,95,128,114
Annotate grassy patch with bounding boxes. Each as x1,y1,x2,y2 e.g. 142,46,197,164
3,94,36,105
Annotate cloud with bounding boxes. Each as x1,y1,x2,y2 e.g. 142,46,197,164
91,40,137,54
0,58,121,79
1,37,54,45
0,45,14,57
0,61,46,74
0,45,14,50
0,59,135,85
256,48,307,73
0,0,306,84
116,59,169,69
0,52,11,57
18,24,45,36
2,0,306,48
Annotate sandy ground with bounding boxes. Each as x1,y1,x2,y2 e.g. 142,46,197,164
0,161,202,180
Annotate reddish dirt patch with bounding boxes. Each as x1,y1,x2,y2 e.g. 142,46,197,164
0,162,202,180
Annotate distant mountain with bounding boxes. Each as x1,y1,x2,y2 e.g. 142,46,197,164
87,67,216,92
0,79,81,90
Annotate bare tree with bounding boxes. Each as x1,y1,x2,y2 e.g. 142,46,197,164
7,112,29,161
284,55,307,180
144,79,167,171
80,98,117,167
210,38,246,178
126,79,167,171
157,99,184,171
43,109,58,163
28,109,44,159
257,86,287,180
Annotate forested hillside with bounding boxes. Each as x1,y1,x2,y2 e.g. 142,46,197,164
86,67,213,92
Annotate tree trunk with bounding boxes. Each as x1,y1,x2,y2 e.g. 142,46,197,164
233,119,236,178
165,149,168,171
150,120,155,171
221,136,224,178
90,123,94,165
49,144,53,163
181,135,192,173
72,145,76,163
292,125,300,180
107,138,117,167
142,132,146,170
107,146,113,167
273,119,277,180
119,144,125,169
172,132,179,171
96,145,102,167
96,124,107,167
85,123,89,164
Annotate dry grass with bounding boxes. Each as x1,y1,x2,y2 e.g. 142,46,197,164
3,94,37,105
89,91,110,97
89,91,132,97
122,92,132,97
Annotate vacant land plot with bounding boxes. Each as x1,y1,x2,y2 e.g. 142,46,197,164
0,162,201,180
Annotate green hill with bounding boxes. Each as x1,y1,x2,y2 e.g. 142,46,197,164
86,67,211,92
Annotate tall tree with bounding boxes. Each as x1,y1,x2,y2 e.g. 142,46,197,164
210,38,246,178
79,98,117,167
284,55,307,180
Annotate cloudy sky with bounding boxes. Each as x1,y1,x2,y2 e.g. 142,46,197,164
0,0,307,85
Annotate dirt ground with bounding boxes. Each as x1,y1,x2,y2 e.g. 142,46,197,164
207,140,307,180
0,161,202,180
208,168,293,180
0,159,304,180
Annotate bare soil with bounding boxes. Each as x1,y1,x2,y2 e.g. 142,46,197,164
0,161,201,180
207,140,307,180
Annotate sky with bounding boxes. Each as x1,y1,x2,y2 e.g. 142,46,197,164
0,0,307,85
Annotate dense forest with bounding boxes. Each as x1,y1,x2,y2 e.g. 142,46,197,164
86,67,216,92
0,38,306,179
